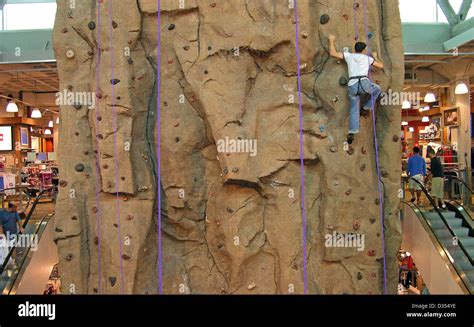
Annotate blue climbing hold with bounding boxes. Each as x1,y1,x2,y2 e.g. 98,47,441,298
368,32,373,39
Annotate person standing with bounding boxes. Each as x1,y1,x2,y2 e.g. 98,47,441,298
427,148,446,210
407,147,426,205
328,35,384,144
0,202,24,265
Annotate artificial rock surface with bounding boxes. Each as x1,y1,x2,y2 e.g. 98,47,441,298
53,0,403,294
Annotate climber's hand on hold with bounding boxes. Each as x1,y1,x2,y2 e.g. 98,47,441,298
328,35,344,60
372,52,384,70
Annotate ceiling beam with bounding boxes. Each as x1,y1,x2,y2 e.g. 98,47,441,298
459,0,473,20
437,0,461,26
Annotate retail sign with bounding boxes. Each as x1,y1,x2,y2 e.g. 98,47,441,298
0,126,13,151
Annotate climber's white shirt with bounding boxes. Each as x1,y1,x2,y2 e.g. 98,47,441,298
343,52,375,86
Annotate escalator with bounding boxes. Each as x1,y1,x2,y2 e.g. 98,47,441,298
0,189,58,294
402,178,474,294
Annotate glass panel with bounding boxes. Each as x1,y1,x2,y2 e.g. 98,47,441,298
3,3,56,30
400,0,439,23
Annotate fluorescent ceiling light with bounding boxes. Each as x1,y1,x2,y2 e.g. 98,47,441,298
44,129,52,135
422,116,430,123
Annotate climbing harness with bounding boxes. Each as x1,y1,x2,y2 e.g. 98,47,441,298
349,75,370,96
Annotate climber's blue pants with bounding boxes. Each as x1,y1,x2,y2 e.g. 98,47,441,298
348,79,381,134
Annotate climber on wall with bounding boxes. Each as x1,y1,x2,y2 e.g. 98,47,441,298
328,35,384,144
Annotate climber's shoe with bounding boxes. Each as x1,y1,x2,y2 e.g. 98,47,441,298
361,109,371,118
347,133,355,145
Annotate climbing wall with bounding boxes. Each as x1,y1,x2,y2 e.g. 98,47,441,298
53,0,403,294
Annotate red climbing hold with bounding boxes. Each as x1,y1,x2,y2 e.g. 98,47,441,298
368,250,376,257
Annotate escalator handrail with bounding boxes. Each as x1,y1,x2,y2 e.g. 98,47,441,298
402,200,472,294
0,187,56,275
445,175,474,195
2,213,54,295
409,177,474,265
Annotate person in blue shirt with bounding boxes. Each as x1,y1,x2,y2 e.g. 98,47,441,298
0,202,24,264
407,147,426,205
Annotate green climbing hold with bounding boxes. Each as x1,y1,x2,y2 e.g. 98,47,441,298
168,24,175,30
75,163,85,172
88,21,96,30
339,76,348,86
320,14,330,24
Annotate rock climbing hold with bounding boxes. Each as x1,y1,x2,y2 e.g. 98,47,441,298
73,103,82,109
232,167,239,173
368,32,373,39
361,147,367,155
343,14,350,20
329,145,338,153
87,50,94,56
55,227,63,233
381,170,389,178
102,164,108,169
92,207,98,213
75,163,85,172
227,207,234,214
368,250,376,257
223,167,228,174
375,198,380,206
345,189,352,196
371,272,377,278
353,2,360,10
112,21,118,29
301,31,308,39
127,58,133,65
346,147,355,155
319,125,326,133
370,218,376,224
183,45,190,51
210,2,216,7
65,254,73,261
208,46,212,51
360,164,366,172
163,101,168,106
62,28,68,33
339,76,348,86
175,137,180,143
168,24,176,30
247,282,256,290
59,180,68,187
94,237,99,245
357,272,363,280
88,21,96,30
204,70,209,75
138,186,149,192
122,254,131,260
71,216,78,220
109,277,117,287
353,220,361,230
393,135,399,142
113,223,118,228
331,96,339,103
110,78,120,85
66,50,75,59
360,196,365,201
97,116,102,122
168,59,173,64
75,132,80,136
320,14,330,24
121,176,126,181
123,196,129,202
127,214,133,221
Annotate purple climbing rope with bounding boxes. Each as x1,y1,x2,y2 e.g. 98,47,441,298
94,0,102,293
157,0,163,295
359,0,388,294
108,0,125,294
293,0,308,295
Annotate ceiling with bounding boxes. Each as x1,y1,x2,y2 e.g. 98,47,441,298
0,62,58,95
